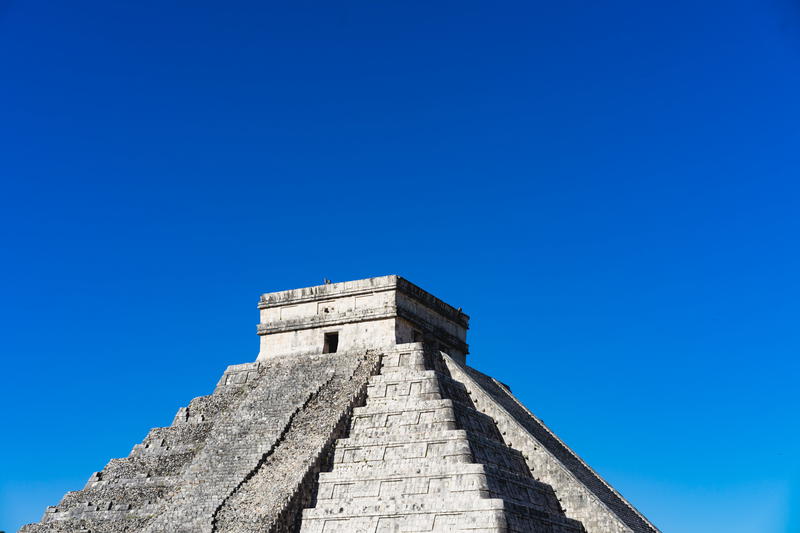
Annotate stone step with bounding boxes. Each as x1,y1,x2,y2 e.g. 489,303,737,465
131,442,198,457
351,402,457,432
44,503,161,522
481,464,564,512
367,375,443,402
335,421,530,477
337,428,471,445
352,397,501,442
309,487,578,533
325,458,537,504
100,452,196,481
82,475,175,493
503,500,586,533
301,496,509,533
51,484,170,516
320,459,487,481
318,460,559,511
466,432,531,475
337,428,528,468
344,425,528,458
379,347,428,370
138,422,214,451
130,416,286,458
333,430,473,464
379,364,429,376
353,397,454,415
437,374,477,405
450,403,503,440
351,421,459,439
367,389,442,403
368,369,438,382
316,474,488,502
324,456,477,485
317,462,490,502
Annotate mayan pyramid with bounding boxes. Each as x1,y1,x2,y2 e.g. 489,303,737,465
22,275,659,533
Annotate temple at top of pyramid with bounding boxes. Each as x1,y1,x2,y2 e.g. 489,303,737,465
256,275,469,362
22,276,660,533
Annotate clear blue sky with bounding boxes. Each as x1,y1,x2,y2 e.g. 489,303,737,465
1,1,798,531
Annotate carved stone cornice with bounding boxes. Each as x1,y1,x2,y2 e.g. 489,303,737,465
257,307,398,335
258,275,469,329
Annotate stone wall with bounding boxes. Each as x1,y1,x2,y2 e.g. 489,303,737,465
212,352,380,533
256,276,469,361
258,319,396,360
21,351,379,533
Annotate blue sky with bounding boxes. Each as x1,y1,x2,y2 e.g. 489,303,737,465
1,1,799,531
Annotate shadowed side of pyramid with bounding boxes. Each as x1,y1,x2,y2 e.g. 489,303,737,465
449,361,659,533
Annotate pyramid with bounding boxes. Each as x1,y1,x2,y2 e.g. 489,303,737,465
22,276,659,533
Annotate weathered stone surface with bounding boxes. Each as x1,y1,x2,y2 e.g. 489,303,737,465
22,276,659,533
300,343,586,533
22,352,379,533
444,357,656,533
257,275,469,362
212,351,380,533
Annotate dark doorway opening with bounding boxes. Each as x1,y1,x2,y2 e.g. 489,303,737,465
323,332,339,353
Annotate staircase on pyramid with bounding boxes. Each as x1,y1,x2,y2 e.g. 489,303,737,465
301,342,584,533
22,276,659,533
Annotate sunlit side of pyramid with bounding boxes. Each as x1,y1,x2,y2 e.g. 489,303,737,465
22,276,659,533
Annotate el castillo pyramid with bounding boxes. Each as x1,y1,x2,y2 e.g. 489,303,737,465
22,276,659,533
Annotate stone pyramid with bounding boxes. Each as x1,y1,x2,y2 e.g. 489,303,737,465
22,276,659,533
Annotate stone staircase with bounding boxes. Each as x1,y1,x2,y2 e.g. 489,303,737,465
300,343,586,533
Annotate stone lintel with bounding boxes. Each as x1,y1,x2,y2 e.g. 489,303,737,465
257,308,398,335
